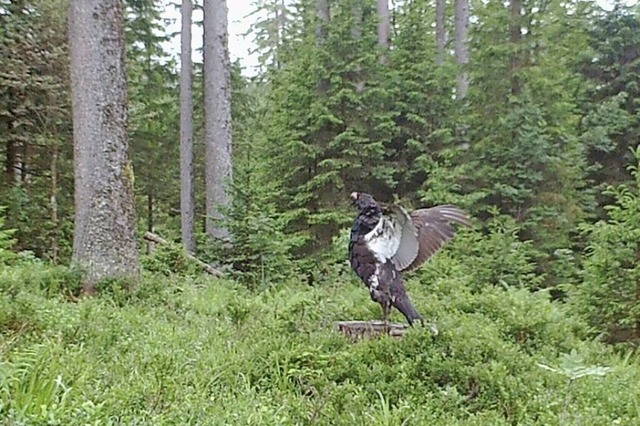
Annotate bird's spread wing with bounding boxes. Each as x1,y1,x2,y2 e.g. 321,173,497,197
401,205,472,272
364,204,420,269
362,203,471,272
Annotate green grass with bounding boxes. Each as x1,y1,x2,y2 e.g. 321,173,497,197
1,263,640,425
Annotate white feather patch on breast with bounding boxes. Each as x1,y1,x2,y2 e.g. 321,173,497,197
364,216,401,263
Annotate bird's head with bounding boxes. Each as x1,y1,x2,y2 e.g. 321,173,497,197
350,192,379,213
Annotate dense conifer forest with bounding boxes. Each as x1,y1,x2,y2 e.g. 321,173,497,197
1,0,640,423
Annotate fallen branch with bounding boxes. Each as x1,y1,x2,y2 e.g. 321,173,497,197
143,231,223,276
335,320,409,342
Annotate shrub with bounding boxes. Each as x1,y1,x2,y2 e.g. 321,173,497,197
570,148,640,341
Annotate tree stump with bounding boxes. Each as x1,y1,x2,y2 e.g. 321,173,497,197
335,320,409,342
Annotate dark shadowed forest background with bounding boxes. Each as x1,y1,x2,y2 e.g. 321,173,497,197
2,0,640,424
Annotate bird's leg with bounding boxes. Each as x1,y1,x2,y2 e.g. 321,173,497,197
381,303,391,332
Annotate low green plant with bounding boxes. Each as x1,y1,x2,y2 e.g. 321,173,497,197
0,206,18,265
141,241,201,276
1,256,640,424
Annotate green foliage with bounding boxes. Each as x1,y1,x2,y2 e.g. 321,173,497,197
214,177,305,289
578,4,640,209
570,147,640,339
0,259,82,300
1,263,640,424
0,206,17,265
125,0,181,235
422,211,545,292
141,242,201,277
0,0,73,262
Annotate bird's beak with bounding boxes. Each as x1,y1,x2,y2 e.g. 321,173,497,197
350,192,358,201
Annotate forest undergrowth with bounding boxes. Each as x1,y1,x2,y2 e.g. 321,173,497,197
1,229,640,425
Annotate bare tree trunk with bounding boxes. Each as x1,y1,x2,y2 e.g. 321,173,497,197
316,0,330,93
5,138,17,186
50,138,59,264
274,0,286,69
436,0,446,65
454,0,470,99
352,1,365,92
377,0,390,64
4,93,19,186
510,0,522,96
69,0,140,294
19,138,29,186
180,0,196,254
147,191,153,232
316,0,329,47
203,0,233,241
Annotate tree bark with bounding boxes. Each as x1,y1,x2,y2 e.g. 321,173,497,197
69,0,140,294
274,0,286,69
316,0,329,47
315,0,330,93
50,138,59,264
352,1,365,92
203,0,233,241
377,0,390,64
180,0,196,254
436,0,446,65
336,321,409,342
19,136,29,186
454,0,470,99
5,138,17,186
509,0,522,95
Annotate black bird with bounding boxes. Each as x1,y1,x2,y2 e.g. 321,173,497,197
348,192,471,330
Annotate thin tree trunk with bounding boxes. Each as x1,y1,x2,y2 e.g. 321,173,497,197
203,0,233,241
19,137,29,186
455,0,470,99
69,0,140,294
636,245,640,339
50,138,59,264
274,0,286,69
5,139,17,186
436,0,446,65
147,191,153,232
352,1,365,92
4,94,17,186
180,0,196,254
510,0,522,95
316,0,330,93
377,0,390,64
316,0,329,47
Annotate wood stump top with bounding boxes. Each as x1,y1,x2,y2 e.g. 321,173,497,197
335,320,409,342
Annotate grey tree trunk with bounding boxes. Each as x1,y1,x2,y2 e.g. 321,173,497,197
510,0,522,95
69,0,140,294
316,0,330,93
316,0,329,47
180,0,196,254
454,0,470,98
436,0,446,65
352,1,365,92
377,0,390,64
203,0,233,241
274,0,286,69
50,138,59,264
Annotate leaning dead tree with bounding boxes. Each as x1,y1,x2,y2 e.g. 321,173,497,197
144,231,223,276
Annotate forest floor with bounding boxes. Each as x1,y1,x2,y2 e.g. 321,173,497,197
1,264,640,425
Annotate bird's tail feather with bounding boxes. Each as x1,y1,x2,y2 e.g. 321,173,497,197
393,296,424,326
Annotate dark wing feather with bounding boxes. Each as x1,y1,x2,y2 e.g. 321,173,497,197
400,205,472,272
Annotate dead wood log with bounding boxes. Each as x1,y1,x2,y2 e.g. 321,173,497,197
335,320,409,342
143,231,223,276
